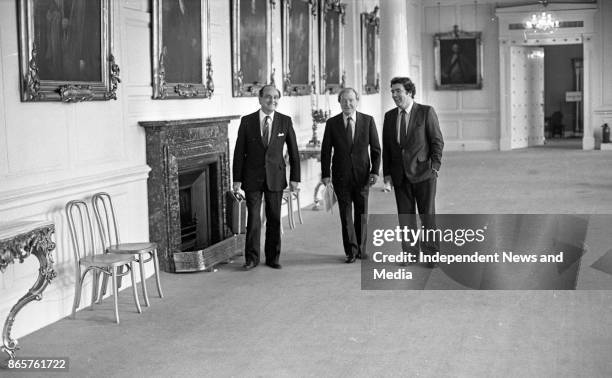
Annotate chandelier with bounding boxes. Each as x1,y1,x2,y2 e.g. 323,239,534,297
525,11,559,32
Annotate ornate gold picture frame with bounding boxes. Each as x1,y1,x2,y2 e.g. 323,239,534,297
434,26,483,90
319,0,345,94
152,0,213,99
361,7,380,95
231,0,274,97
281,0,316,96
17,0,119,102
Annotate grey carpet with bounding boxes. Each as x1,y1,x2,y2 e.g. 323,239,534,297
4,142,612,377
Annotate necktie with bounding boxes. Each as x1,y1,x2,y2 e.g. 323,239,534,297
400,110,407,145
346,116,353,149
262,116,270,147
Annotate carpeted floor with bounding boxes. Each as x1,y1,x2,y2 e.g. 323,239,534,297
4,142,612,377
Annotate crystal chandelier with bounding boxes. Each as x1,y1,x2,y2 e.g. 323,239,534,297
525,11,559,32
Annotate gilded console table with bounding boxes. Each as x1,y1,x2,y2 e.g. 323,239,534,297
0,221,56,359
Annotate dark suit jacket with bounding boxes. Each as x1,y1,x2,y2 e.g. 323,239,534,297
233,111,300,191
382,103,444,185
321,112,381,188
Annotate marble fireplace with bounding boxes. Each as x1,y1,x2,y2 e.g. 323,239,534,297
139,116,241,272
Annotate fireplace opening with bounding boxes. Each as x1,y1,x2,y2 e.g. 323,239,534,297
178,160,220,252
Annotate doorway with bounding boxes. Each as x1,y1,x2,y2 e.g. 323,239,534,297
543,44,583,145
495,2,597,150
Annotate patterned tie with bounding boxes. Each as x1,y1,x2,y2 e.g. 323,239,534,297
262,116,270,147
400,110,407,145
346,116,353,149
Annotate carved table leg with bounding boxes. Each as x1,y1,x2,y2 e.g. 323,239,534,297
1,225,56,359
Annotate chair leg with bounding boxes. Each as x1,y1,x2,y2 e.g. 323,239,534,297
92,270,101,306
112,267,120,324
152,250,164,298
130,261,142,314
295,193,303,224
138,256,150,307
72,268,84,319
287,194,295,229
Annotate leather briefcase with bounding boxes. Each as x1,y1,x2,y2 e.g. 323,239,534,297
226,191,246,234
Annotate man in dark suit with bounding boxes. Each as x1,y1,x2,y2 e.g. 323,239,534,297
232,85,300,270
382,77,444,267
321,87,381,263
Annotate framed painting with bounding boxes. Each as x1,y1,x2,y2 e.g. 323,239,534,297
361,7,380,95
281,0,316,96
17,0,119,102
319,0,345,94
152,0,213,99
231,0,274,97
434,26,483,90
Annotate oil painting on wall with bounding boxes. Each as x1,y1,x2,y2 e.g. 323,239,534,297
18,0,119,102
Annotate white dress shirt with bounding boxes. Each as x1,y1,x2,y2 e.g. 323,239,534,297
259,110,274,143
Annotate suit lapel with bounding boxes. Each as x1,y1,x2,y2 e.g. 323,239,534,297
352,112,362,149
407,103,419,137
250,112,266,149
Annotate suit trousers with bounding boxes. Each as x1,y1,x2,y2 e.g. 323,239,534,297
335,183,369,258
393,177,439,255
244,189,283,265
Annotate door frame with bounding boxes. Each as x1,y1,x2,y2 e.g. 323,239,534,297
496,3,597,150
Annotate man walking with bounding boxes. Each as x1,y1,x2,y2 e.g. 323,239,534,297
321,87,381,263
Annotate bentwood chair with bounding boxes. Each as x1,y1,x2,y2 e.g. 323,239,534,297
91,192,163,307
65,200,141,324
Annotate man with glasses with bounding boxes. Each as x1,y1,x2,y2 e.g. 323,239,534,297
321,87,381,263
233,85,300,270
382,77,444,268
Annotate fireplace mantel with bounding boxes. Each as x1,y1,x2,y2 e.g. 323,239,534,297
139,116,241,130
139,116,240,272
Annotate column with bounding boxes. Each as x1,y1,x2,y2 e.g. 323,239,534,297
379,0,409,113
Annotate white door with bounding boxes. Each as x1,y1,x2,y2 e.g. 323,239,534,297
510,46,545,149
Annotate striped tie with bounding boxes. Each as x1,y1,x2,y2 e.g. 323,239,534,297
262,116,270,147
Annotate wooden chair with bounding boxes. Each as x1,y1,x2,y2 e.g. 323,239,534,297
91,192,163,307
65,200,141,324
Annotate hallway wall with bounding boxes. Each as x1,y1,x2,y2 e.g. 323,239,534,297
422,1,500,151
420,0,611,151
0,0,383,338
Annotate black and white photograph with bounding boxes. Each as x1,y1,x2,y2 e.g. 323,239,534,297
2,0,612,377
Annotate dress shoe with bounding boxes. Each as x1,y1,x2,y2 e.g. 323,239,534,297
243,261,257,270
356,253,368,260
266,262,282,269
345,255,357,263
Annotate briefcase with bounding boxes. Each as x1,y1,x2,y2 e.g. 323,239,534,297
226,191,246,234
